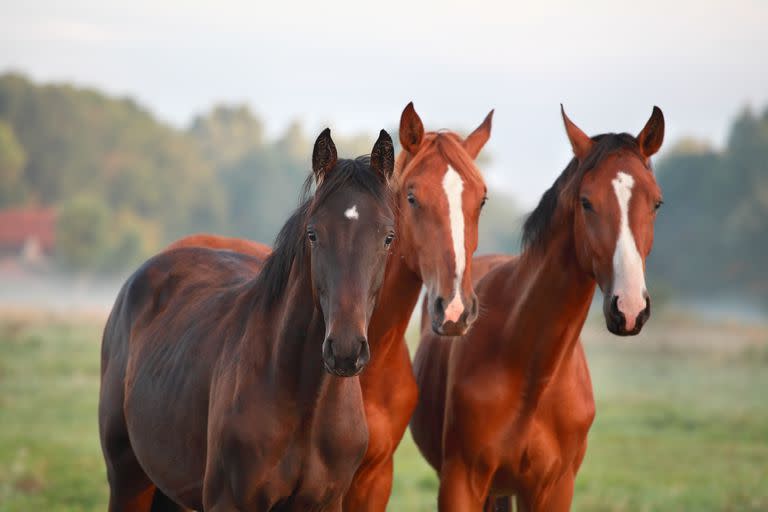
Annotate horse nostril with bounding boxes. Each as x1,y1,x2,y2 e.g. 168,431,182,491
322,338,335,364
610,295,626,325
639,295,652,325
434,296,445,316
356,339,370,369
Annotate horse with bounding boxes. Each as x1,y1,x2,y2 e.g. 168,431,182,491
165,234,271,263
99,129,397,512
340,103,492,511
410,106,666,511
166,102,493,511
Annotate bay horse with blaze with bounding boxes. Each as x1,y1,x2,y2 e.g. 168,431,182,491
99,129,396,511
411,106,666,511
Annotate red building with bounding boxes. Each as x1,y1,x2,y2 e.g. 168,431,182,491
0,207,57,267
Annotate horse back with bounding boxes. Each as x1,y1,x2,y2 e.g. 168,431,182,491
165,233,271,267
472,253,516,285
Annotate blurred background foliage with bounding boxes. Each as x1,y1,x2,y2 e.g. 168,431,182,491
1,72,767,308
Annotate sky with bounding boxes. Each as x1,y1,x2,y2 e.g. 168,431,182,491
2,0,767,207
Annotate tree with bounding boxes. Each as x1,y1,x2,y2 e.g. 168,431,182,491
0,120,26,205
55,195,110,271
188,105,265,168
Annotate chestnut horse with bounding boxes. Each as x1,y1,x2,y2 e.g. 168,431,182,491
411,106,666,511
342,104,491,511
166,234,271,262
99,129,397,512
169,103,493,510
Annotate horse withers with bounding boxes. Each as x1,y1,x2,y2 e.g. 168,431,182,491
411,107,666,511
99,129,396,511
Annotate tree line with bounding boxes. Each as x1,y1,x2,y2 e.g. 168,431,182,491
0,73,519,274
1,72,765,307
649,106,768,307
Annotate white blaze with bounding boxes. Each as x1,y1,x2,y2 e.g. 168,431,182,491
442,166,466,324
611,171,647,330
344,205,359,220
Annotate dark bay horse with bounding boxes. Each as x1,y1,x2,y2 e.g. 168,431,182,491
411,107,666,511
99,129,397,512
167,103,494,511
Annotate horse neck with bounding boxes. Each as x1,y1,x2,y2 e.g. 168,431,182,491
240,260,329,399
498,221,596,400
366,238,423,353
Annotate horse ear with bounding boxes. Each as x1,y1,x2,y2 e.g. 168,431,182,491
312,128,337,184
561,105,593,161
371,129,395,181
637,106,665,159
463,109,494,159
399,102,424,154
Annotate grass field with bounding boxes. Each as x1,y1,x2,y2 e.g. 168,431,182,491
1,311,766,511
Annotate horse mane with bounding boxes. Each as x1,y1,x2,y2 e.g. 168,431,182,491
521,132,644,253
252,155,391,311
394,131,485,189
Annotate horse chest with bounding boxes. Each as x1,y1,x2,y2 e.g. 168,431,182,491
215,380,368,510
495,356,596,495
300,382,369,485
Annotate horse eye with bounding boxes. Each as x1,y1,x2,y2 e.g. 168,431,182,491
580,197,593,211
654,200,664,211
384,233,395,247
407,192,417,206
307,230,317,243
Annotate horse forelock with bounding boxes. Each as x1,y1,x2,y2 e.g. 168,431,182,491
394,132,484,190
253,156,394,312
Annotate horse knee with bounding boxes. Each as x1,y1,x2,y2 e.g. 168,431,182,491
438,458,491,512
344,450,394,511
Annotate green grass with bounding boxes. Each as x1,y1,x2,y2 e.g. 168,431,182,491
0,316,105,512
1,314,767,511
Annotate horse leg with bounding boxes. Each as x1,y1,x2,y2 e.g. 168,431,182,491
100,363,158,512
484,496,513,511
205,503,240,512
151,489,189,511
516,472,574,512
342,404,399,512
534,472,575,512
342,453,393,512
324,497,345,512
344,352,418,512
101,401,189,512
101,420,157,512
438,456,494,512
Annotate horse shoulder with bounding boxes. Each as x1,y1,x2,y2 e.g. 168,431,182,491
472,253,517,285
205,377,297,508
